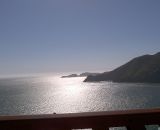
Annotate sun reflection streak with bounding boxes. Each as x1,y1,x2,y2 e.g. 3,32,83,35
38,76,91,113
42,76,86,97
65,85,83,97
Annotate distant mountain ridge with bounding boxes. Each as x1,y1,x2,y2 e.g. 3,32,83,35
84,52,160,83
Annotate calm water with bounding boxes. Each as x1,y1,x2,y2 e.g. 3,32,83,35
0,75,160,116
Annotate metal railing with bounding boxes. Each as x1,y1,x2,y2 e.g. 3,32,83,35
0,108,160,130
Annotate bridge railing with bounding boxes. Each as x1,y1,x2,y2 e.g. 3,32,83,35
0,108,160,130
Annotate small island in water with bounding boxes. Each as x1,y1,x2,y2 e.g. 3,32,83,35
61,72,100,78
84,52,160,83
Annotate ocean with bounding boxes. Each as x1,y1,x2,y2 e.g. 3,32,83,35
0,75,160,129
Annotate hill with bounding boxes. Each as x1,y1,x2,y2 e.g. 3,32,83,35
84,52,160,83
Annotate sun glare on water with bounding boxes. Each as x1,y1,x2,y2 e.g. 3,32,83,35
60,77,86,96
42,76,86,97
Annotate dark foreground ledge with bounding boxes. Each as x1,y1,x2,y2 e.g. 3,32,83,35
0,108,160,130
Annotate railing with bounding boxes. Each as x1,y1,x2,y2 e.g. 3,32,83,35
0,108,160,130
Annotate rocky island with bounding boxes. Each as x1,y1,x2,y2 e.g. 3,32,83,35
84,52,160,83
61,72,100,78
61,74,78,78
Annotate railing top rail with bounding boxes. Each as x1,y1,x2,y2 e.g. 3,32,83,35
0,108,160,121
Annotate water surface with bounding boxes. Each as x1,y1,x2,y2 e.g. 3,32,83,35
0,76,160,115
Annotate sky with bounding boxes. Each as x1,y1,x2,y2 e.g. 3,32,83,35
0,0,160,76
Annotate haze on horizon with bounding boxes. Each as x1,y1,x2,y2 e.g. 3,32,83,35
0,0,160,76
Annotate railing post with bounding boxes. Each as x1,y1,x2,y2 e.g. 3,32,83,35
127,125,146,130
56,128,71,130
93,127,109,130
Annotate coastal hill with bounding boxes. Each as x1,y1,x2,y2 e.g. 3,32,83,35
84,52,160,83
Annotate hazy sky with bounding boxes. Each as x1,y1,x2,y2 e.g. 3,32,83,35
0,0,160,76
